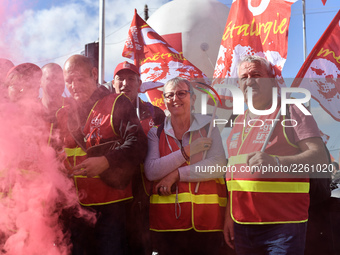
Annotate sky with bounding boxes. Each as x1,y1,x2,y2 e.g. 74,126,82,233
1,0,340,158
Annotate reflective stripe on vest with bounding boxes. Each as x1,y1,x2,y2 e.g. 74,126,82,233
228,154,247,166
74,176,133,206
150,193,227,207
226,108,310,224
62,94,133,206
149,126,226,232
65,147,87,157
227,180,309,193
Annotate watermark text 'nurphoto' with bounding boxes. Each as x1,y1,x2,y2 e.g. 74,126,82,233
200,86,311,116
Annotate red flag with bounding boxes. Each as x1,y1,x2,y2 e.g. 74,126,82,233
145,88,166,111
319,129,330,144
122,9,207,93
322,0,327,6
292,11,340,121
213,0,297,100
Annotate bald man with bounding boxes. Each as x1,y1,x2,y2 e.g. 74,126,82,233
59,54,147,255
6,62,42,103
41,63,65,115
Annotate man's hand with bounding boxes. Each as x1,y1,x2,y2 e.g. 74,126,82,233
247,151,276,168
155,170,180,196
246,137,329,172
224,208,235,249
72,156,109,178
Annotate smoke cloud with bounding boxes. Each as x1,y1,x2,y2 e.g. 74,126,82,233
0,94,96,254
0,0,169,253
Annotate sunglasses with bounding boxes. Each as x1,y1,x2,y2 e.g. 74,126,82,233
163,90,190,101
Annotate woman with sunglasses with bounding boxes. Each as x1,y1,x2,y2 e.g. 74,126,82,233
144,77,227,255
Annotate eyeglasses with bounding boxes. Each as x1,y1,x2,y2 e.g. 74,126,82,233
163,90,190,101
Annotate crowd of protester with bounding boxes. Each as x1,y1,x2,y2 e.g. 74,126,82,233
1,55,340,255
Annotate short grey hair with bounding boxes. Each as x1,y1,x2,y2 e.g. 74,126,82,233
238,55,275,77
164,76,195,95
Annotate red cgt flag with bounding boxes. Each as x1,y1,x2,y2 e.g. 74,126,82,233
292,11,340,121
213,0,297,100
322,0,327,6
319,129,330,144
122,9,207,93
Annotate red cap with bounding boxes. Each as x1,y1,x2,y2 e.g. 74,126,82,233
113,61,139,78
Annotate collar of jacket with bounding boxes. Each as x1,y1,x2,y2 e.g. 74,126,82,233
163,113,213,138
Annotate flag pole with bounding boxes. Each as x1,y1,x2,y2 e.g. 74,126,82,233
302,0,310,110
261,108,281,152
98,0,105,84
261,91,292,151
195,103,218,193
246,107,281,175
261,89,293,154
302,0,307,61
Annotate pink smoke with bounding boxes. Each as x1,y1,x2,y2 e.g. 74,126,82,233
0,94,95,254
